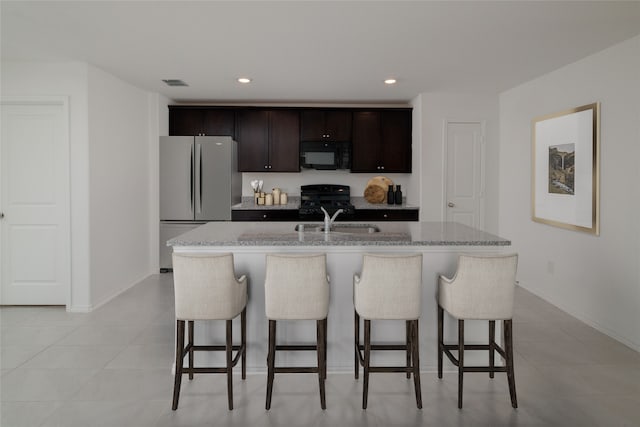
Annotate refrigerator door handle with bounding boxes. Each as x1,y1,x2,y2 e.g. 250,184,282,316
196,142,203,214
190,144,194,214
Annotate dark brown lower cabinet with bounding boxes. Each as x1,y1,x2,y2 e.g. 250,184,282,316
352,209,419,221
232,209,418,222
231,210,300,221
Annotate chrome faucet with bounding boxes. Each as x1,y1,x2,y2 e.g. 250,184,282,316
320,206,344,233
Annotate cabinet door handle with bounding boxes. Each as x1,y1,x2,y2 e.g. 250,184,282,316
448,202,455,208
264,165,268,169
383,214,388,218
263,214,267,219
380,166,385,170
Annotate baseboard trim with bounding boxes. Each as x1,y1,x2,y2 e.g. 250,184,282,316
518,283,640,353
67,272,153,313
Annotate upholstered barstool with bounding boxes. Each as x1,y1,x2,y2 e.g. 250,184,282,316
171,253,247,411
437,253,518,409
354,253,423,409
264,253,329,410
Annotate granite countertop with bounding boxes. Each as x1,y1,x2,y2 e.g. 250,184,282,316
231,196,419,211
350,197,419,210
168,221,510,247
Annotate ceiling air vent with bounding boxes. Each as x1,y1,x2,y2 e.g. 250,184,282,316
162,79,189,87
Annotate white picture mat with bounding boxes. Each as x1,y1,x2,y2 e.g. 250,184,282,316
534,109,594,228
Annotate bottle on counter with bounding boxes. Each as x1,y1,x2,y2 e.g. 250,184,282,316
387,185,395,205
394,185,403,205
280,192,288,205
265,194,273,206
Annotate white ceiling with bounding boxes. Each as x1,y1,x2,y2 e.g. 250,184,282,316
2,1,640,104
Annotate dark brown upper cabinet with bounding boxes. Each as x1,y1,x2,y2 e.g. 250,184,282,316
169,107,235,137
300,110,352,142
236,109,299,172
351,109,412,173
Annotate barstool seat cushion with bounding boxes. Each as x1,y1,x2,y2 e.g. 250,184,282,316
265,253,329,320
438,253,518,320
173,253,247,320
354,253,423,320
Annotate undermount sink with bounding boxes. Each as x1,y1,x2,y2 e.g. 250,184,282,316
294,223,381,234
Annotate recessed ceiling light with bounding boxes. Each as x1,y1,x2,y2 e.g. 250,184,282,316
384,79,397,85
237,77,252,84
162,79,188,87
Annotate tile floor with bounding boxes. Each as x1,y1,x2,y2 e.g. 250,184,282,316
2,274,640,427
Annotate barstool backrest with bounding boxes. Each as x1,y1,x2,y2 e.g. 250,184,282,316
354,253,423,320
172,253,247,320
265,253,329,320
439,253,518,320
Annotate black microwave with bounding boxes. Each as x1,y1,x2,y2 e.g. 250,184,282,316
300,141,351,170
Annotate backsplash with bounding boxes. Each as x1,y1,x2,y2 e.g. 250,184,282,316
242,170,412,199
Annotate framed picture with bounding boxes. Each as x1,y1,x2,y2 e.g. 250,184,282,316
532,103,600,235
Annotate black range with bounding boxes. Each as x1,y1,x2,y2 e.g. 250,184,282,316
299,184,355,219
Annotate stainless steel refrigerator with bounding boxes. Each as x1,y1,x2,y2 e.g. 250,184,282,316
159,136,241,271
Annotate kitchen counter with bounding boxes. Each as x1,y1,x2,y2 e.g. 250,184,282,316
350,196,419,210
168,221,508,247
231,196,301,210
168,221,511,373
231,196,419,211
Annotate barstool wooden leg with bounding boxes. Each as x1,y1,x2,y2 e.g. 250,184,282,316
437,305,444,379
354,311,360,379
489,320,496,379
188,320,194,380
241,308,247,380
505,320,518,408
266,320,276,410
458,319,464,409
172,320,185,410
412,320,422,409
226,319,233,410
406,320,412,379
323,318,328,381
363,319,371,410
317,319,327,410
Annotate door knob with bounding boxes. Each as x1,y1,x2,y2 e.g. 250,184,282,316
0,212,4,218
447,202,455,208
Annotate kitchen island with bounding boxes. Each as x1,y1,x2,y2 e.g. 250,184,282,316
168,221,511,372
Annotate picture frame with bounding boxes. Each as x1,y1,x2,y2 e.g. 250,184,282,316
532,103,600,235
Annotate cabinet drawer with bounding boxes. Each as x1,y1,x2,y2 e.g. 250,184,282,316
232,210,300,222
352,209,419,221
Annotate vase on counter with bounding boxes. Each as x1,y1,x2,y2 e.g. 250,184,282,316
272,188,281,205
394,185,403,205
387,185,395,205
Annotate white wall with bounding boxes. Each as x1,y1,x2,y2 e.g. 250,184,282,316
417,93,500,233
499,35,640,350
87,65,154,307
1,61,92,311
149,93,170,271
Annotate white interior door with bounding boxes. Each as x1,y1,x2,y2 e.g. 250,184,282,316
1,98,70,305
445,121,484,228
